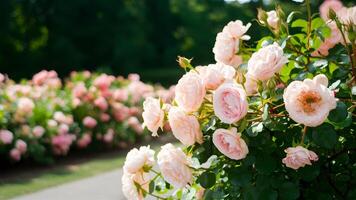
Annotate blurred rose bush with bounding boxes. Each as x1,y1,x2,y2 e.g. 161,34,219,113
0,70,174,164
122,0,356,199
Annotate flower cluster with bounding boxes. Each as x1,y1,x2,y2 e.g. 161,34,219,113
0,70,174,163
123,1,356,199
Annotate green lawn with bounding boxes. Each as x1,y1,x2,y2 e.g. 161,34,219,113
0,138,176,200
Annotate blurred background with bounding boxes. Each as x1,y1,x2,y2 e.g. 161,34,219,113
0,0,354,86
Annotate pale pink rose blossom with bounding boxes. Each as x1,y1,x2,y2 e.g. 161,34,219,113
15,140,27,154
32,126,45,138
196,63,236,90
10,148,21,161
54,112,73,125
244,74,258,96
17,97,35,114
47,119,58,128
222,20,251,39
213,82,248,124
72,98,81,107
157,143,192,188
196,188,205,200
122,171,149,200
213,20,250,67
142,97,164,136
282,146,319,170
123,145,155,174
77,133,92,148
213,31,243,67
319,0,344,20
83,116,97,128
113,89,128,102
112,103,130,121
267,10,279,29
127,116,144,134
175,72,206,112
94,97,108,111
93,74,115,91
247,43,288,81
127,81,154,103
168,106,203,146
72,82,87,98
283,74,337,127
52,134,74,155
0,130,14,144
0,73,5,83
58,124,69,135
128,73,140,81
100,113,111,122
103,129,114,143
213,128,248,160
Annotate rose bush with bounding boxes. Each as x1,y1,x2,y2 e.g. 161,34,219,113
122,0,356,199
0,70,174,164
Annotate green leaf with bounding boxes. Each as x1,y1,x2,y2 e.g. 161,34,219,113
247,122,264,137
228,167,252,187
255,154,276,174
291,19,307,29
197,171,216,189
278,182,300,200
149,181,155,193
328,102,348,122
312,124,337,149
311,18,325,30
287,11,298,24
204,188,225,200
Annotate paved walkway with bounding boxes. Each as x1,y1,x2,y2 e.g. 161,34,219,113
12,169,125,200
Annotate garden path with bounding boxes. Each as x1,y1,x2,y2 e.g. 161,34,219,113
12,169,126,200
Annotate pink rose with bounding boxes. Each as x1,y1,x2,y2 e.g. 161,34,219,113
175,72,206,112
142,97,164,136
113,89,128,102
247,42,288,81
94,97,108,111
58,124,69,135
17,97,35,114
213,82,248,124
93,74,115,91
10,148,21,161
282,146,319,170
15,139,27,154
168,106,203,146
213,20,251,67
196,63,236,90
127,117,144,134
283,74,337,127
103,129,114,143
72,82,87,98
112,103,130,121
128,73,140,81
54,112,73,125
122,171,149,200
157,143,192,188
319,0,344,20
83,116,97,128
0,73,5,83
0,130,14,144
100,113,111,122
51,134,74,155
32,126,45,138
213,128,248,160
244,74,258,96
123,145,155,174
213,31,243,67
267,10,279,29
77,133,92,148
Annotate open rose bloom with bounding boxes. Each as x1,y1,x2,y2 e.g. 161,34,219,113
123,2,356,199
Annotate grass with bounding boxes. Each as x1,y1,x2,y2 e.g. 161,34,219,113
0,139,173,200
